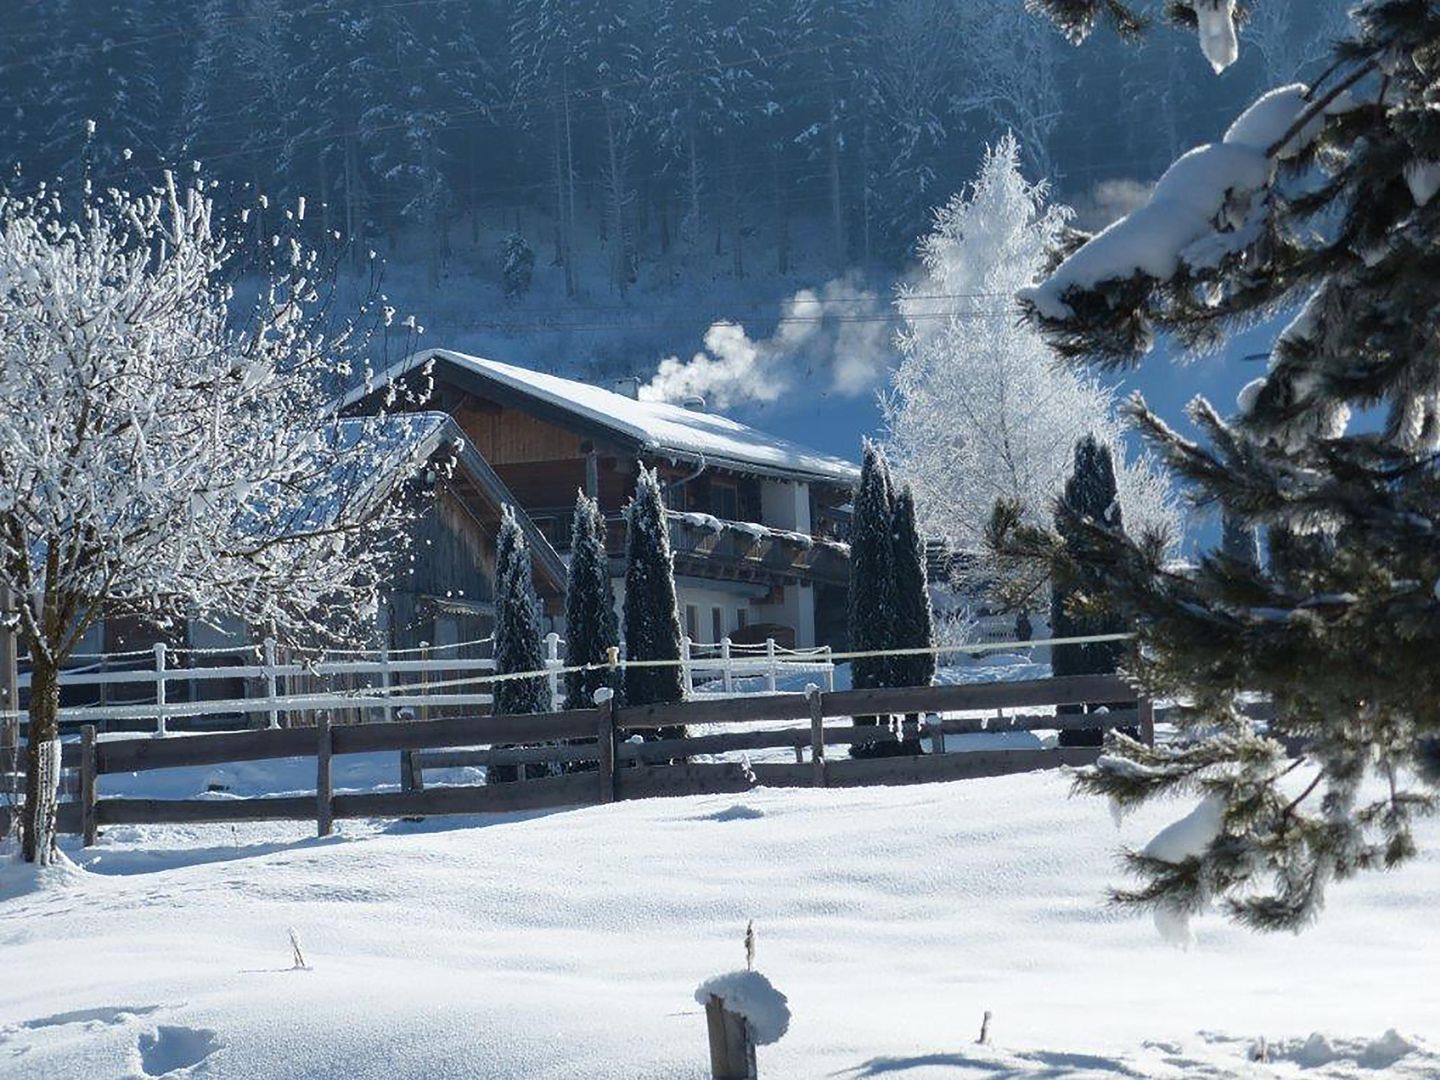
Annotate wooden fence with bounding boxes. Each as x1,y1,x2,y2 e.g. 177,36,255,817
29,674,1148,845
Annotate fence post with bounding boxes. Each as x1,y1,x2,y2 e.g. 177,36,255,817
764,638,777,694
545,632,561,711
704,994,758,1080
925,713,946,755
680,636,694,697
153,642,168,737
380,644,394,724
263,638,279,730
316,715,334,837
823,647,835,692
418,641,431,723
721,637,733,695
595,687,616,805
807,683,826,788
80,723,98,847
1138,695,1155,748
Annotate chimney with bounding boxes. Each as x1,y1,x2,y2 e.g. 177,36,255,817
611,376,641,400
681,394,707,412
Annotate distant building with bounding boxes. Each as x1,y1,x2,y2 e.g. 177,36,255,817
342,350,858,649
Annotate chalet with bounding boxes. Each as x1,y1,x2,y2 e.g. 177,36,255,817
80,413,566,700
342,350,859,649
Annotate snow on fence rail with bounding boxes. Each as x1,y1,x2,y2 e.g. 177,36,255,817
10,633,838,735
28,673,1152,846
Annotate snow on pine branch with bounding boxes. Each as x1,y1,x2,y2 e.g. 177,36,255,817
0,172,417,661
1019,82,1336,325
1028,0,1241,71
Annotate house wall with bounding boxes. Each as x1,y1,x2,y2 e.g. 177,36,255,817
760,479,811,532
385,485,496,652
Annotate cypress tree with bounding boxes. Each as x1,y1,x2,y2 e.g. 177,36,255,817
564,491,620,711
1052,436,1128,744
890,486,935,690
622,466,686,738
891,485,935,753
1052,435,1125,681
490,505,549,782
848,440,897,754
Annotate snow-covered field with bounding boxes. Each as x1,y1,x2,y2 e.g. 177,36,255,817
2,771,1436,1079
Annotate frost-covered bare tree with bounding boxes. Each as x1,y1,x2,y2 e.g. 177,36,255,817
0,174,416,864
1241,1,1351,84
953,2,1063,182
882,134,1178,599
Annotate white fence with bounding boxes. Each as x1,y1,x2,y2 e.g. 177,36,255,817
16,634,836,736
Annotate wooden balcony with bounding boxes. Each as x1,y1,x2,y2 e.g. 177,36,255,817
603,513,850,588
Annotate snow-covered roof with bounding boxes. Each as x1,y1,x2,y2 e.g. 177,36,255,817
342,349,861,487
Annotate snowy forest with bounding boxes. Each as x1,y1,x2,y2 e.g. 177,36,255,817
2,0,1347,294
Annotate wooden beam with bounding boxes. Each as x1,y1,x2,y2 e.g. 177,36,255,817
316,716,334,837
80,724,98,847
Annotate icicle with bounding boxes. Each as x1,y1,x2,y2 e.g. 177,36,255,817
1194,0,1239,74
1404,160,1440,207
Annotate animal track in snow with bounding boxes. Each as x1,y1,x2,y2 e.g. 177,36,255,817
136,1025,223,1077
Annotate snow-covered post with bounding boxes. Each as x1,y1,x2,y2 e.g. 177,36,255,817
153,642,168,737
594,686,616,805
694,970,790,1080
807,683,826,788
544,632,561,711
681,636,695,697
418,641,431,723
721,638,733,695
764,639,777,694
263,638,279,730
823,649,835,693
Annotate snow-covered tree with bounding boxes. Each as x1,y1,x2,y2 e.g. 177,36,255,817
883,133,1178,600
501,232,537,300
1012,2,1440,930
563,492,620,711
0,174,413,863
622,467,686,734
490,505,550,783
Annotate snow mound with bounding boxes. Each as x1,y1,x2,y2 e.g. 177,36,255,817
694,970,790,1045
1273,1028,1420,1070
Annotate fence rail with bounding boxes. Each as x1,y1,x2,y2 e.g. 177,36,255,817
13,634,837,736
18,673,1149,845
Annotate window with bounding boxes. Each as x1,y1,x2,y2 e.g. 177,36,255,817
685,604,699,642
712,606,725,643
710,481,738,521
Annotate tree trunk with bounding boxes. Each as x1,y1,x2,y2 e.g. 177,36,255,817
563,75,578,297
773,144,789,275
21,652,60,864
827,83,846,269
686,95,701,246
604,100,631,297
